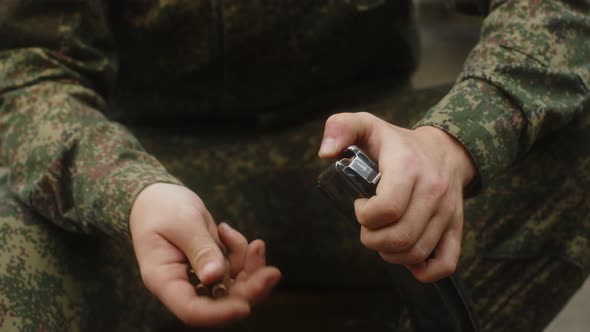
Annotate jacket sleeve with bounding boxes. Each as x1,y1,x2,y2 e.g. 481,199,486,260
415,0,590,189
0,2,181,240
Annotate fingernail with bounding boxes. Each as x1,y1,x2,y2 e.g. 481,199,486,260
319,137,337,156
201,261,222,279
219,222,234,233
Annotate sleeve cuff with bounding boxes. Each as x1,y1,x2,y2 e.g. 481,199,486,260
413,79,525,189
90,163,183,241
65,121,185,241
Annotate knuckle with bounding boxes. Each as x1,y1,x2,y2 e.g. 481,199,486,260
355,208,371,227
401,151,419,169
407,246,429,264
357,199,403,226
382,201,404,221
446,198,459,215
440,260,457,277
190,245,219,264
379,252,398,264
251,279,267,296
427,176,448,200
174,203,205,223
326,112,352,127
413,271,432,284
356,111,376,121
388,229,413,250
359,229,372,248
412,260,457,283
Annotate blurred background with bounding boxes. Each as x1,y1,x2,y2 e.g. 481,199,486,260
411,1,589,331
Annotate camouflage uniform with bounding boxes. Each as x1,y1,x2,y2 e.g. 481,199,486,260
0,0,588,331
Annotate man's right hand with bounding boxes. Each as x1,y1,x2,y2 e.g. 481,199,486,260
129,183,281,327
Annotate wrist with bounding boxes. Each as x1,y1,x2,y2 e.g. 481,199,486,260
129,182,161,237
414,126,477,187
129,182,187,237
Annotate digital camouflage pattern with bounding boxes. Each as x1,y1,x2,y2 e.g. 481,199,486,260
0,172,176,332
416,0,590,187
0,0,588,331
135,84,590,332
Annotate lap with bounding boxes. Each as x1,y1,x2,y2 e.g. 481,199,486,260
2,84,586,331
135,85,588,273
133,84,589,331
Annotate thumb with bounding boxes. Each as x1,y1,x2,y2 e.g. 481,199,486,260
179,218,226,285
190,239,226,285
318,112,381,159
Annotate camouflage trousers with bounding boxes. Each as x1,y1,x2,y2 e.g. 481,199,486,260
1,85,588,332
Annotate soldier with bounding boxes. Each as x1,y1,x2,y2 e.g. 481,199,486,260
0,1,588,332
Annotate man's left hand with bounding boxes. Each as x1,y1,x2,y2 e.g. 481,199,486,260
319,112,476,282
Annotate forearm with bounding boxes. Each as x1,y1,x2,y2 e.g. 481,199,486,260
416,0,589,188
0,49,181,239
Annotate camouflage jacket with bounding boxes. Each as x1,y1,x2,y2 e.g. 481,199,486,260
416,0,590,190
0,0,588,239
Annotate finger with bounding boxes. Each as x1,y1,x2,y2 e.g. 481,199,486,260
406,227,462,283
354,158,417,230
218,223,249,277
377,210,450,265
168,208,226,285
359,177,435,252
318,112,382,158
147,262,250,327
235,270,249,283
232,240,267,283
230,266,282,305
244,240,266,274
